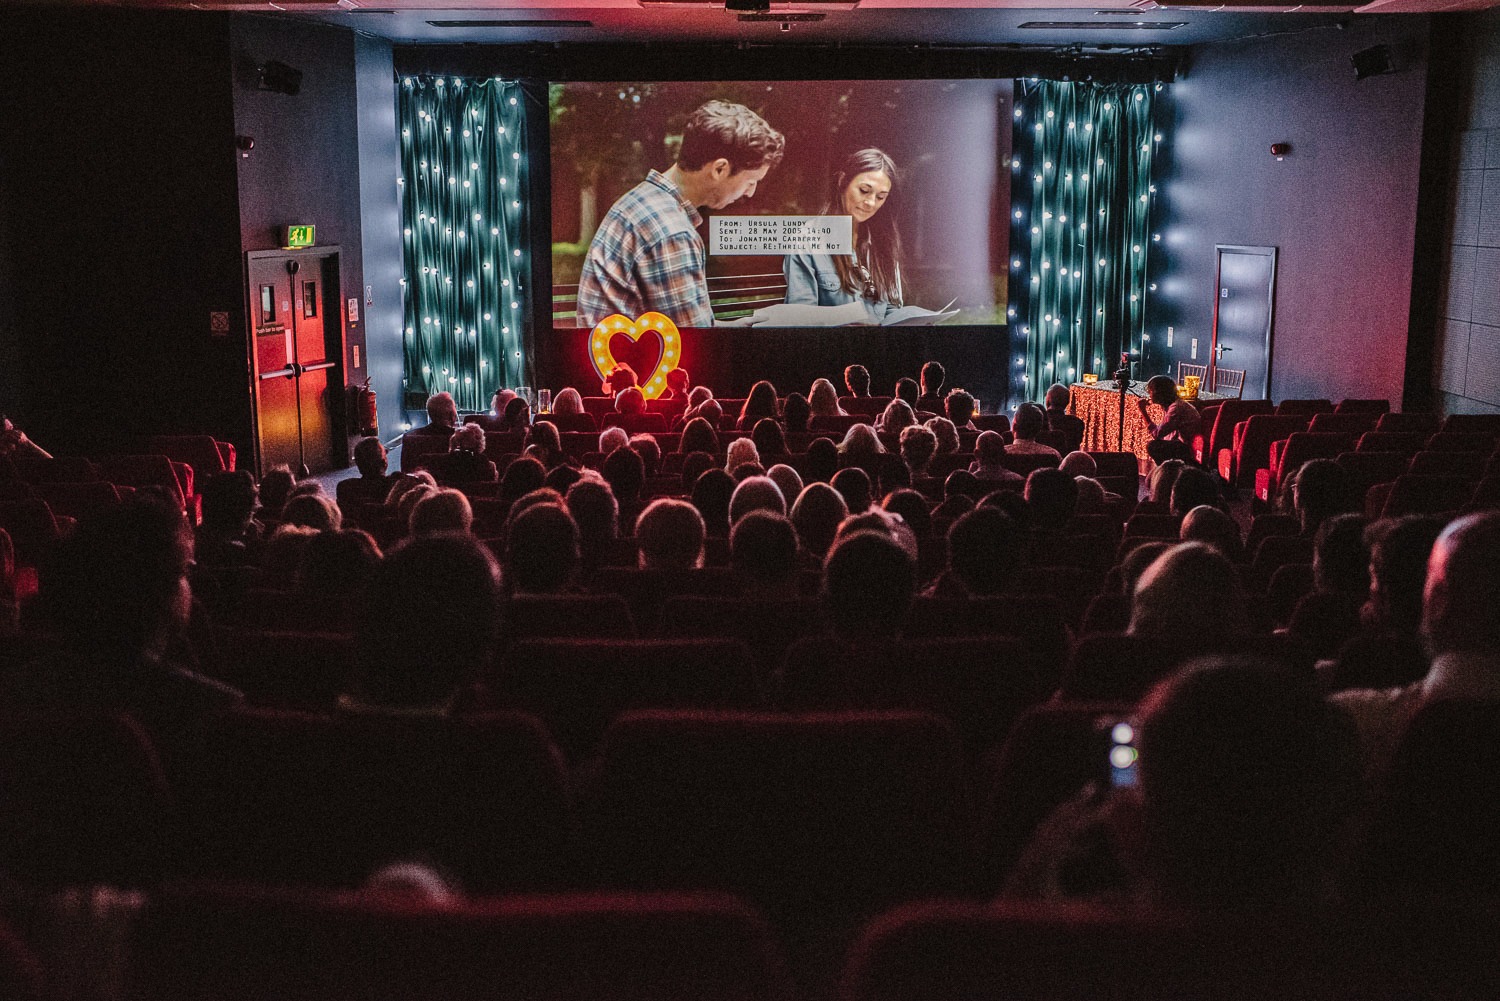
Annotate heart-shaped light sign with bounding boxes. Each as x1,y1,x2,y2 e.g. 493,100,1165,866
588,312,682,400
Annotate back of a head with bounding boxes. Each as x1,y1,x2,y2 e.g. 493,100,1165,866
731,510,798,587
296,529,381,597
201,470,257,534
791,481,848,558
1045,383,1071,411
823,529,915,639
409,488,473,537
947,505,1019,597
629,434,661,476
879,400,916,434
529,420,563,456
975,430,1006,465
686,385,713,409
426,391,457,427
1137,656,1359,908
282,493,341,533
500,456,546,502
838,423,883,458
1169,467,1220,518
894,377,919,407
766,464,804,509
1179,505,1242,561
598,426,630,456
637,498,706,570
1073,477,1107,515
1312,513,1368,594
899,424,937,471
844,364,871,396
1147,459,1186,505
751,418,786,457
615,386,646,416
1367,515,1445,633
45,491,191,657
1292,458,1350,528
805,437,839,481
696,398,724,427
920,361,944,394
926,416,959,455
830,466,872,514
883,488,932,539
680,451,715,489
1423,511,1500,656
450,422,486,454
1012,402,1045,440
679,417,719,456
1120,541,1172,594
944,469,981,502
353,436,388,477
602,446,646,503
566,476,619,548
666,368,689,394
1130,541,1248,640
690,468,734,536
504,502,580,594
782,393,811,432
1058,451,1097,478
724,437,760,473
552,387,584,416
543,463,582,496
728,475,786,527
259,468,295,515
355,533,498,707
945,389,975,426
1024,467,1078,532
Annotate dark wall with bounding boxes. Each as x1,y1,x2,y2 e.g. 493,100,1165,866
0,12,246,455
231,16,366,462
1147,18,1429,406
353,34,405,441
1427,9,1500,417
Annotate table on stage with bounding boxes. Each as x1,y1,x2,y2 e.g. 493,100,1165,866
1067,381,1227,466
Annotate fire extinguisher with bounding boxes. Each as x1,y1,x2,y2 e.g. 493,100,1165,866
354,377,379,436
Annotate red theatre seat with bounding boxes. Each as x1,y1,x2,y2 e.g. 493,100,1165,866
1220,414,1308,489
176,707,571,892
1375,412,1442,435
579,710,975,928
131,885,794,1001
1256,431,1356,503
1308,412,1381,436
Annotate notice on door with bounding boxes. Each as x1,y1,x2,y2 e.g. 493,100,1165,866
710,216,853,256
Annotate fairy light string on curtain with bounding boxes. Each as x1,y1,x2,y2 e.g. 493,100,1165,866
398,76,529,413
1008,79,1162,406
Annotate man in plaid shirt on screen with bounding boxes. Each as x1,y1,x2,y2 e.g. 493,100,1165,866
577,100,785,330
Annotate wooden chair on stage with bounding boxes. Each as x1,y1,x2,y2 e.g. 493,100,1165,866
1177,362,1207,385
1212,367,1246,398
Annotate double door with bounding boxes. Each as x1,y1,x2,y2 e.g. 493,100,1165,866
247,250,342,476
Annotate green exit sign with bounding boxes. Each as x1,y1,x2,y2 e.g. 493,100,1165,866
282,225,315,249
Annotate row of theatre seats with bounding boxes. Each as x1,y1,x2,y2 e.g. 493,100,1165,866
4,695,1499,1000
1201,401,1500,511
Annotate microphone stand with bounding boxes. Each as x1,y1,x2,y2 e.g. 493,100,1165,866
1113,361,1132,454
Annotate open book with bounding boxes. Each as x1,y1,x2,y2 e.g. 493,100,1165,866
743,300,960,327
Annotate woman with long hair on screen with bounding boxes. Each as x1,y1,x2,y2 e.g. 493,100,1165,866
784,148,904,324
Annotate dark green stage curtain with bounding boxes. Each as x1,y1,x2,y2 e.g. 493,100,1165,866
1008,80,1160,405
398,76,530,413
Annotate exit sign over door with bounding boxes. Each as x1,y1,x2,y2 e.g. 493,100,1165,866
282,225,315,249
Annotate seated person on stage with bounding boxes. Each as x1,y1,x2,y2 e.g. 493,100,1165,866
410,391,459,437
1137,375,1201,465
338,437,397,510
1007,403,1061,458
844,364,871,398
1044,383,1086,455
915,361,946,415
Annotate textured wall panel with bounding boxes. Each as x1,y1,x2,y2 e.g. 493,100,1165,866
1463,129,1490,170
1439,318,1471,397
1487,128,1500,168
1454,169,1486,246
1472,247,1500,327
1442,243,1477,321
1480,169,1500,247
1466,323,1500,405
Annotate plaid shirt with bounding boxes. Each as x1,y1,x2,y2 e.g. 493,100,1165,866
576,170,715,329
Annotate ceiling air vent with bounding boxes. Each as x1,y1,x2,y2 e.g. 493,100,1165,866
426,19,593,27
1018,20,1186,29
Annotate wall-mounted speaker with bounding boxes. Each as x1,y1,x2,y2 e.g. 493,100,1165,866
258,60,303,96
1351,45,1398,82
